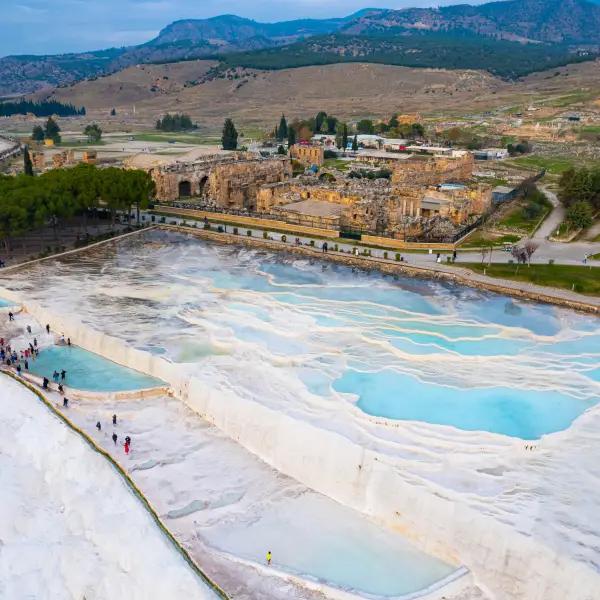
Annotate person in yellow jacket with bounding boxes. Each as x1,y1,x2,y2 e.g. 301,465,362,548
266,551,272,566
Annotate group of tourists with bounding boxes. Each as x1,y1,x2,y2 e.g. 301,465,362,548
96,414,132,454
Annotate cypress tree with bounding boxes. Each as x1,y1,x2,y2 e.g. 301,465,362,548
352,134,359,152
23,146,34,176
288,126,296,147
277,114,288,141
222,118,238,150
342,124,349,151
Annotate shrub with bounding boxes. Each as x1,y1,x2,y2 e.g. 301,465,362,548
323,150,338,159
334,244,338,251
170,220,177,225
281,234,287,242
395,253,401,261
383,251,388,259
310,240,315,247
233,227,238,235
548,258,555,265
247,230,252,236
217,225,224,233
203,221,211,229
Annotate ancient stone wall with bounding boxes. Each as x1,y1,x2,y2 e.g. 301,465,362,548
392,153,474,186
290,144,325,167
148,154,292,205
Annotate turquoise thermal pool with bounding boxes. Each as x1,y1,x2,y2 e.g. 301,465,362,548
27,345,163,391
1,229,599,439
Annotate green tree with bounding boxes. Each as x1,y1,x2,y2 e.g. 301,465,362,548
315,111,327,133
566,201,593,230
352,135,359,151
84,123,102,143
23,147,34,176
44,117,61,143
277,145,286,155
31,125,45,142
288,126,296,147
221,118,238,150
326,115,338,134
357,119,374,134
342,124,349,151
110,108,116,116
277,114,288,141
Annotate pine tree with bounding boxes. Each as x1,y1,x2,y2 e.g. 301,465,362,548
45,117,61,143
110,108,116,116
352,134,359,152
23,146,34,176
277,114,288,141
31,125,45,142
342,124,349,151
222,118,238,150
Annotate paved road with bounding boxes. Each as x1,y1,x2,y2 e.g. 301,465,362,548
149,211,600,268
534,187,565,241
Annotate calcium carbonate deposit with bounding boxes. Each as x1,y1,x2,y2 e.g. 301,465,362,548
1,228,599,599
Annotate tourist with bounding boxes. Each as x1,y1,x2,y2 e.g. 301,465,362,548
26,325,32,335
42,377,49,390
266,551,272,566
124,441,130,454
453,250,457,262
16,364,21,376
60,334,65,344
112,414,117,426
96,421,102,431
8,311,14,321
52,371,59,383
45,324,50,334
24,360,28,370
60,369,66,381
322,242,328,253
67,338,71,346
58,383,64,394
33,338,37,348
112,433,118,445
63,397,69,408
125,435,131,446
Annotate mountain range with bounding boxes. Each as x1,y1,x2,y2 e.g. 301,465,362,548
1,0,599,96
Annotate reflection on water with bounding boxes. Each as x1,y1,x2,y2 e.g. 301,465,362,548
2,229,599,438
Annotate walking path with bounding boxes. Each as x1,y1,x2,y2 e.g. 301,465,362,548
534,188,565,241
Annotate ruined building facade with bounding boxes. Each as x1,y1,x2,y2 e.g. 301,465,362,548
142,153,292,210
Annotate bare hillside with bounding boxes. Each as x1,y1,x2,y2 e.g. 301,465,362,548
37,59,600,132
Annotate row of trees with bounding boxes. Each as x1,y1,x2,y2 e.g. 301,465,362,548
155,113,196,132
0,100,85,118
272,112,425,151
0,164,154,251
558,167,600,230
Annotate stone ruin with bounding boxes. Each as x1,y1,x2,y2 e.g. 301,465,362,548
144,152,292,210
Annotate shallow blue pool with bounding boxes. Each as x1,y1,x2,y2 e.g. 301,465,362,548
2,230,599,439
27,345,163,392
0,297,14,307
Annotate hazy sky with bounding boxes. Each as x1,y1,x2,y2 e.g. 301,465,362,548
0,0,490,57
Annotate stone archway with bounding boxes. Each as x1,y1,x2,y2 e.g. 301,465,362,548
198,176,208,197
178,180,192,198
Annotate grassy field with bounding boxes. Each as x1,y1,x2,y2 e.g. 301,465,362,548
323,158,351,171
496,193,552,234
459,230,520,249
131,132,220,145
462,263,600,296
507,155,574,175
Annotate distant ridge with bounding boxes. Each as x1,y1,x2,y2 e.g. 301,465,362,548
0,0,599,95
